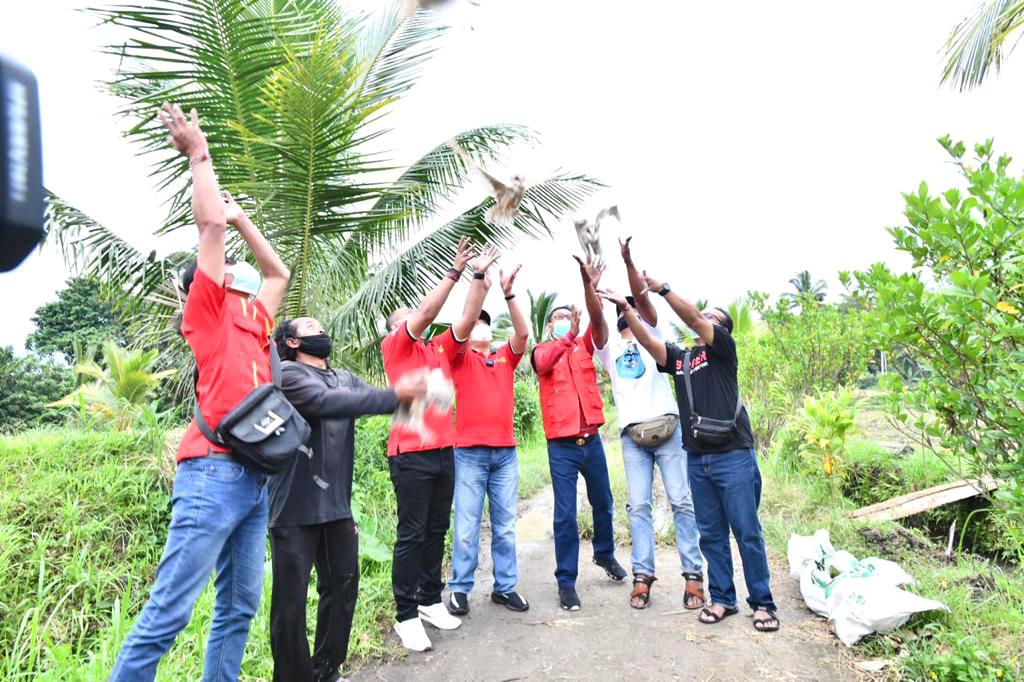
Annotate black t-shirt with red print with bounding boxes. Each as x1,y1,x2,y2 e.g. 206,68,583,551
657,324,754,455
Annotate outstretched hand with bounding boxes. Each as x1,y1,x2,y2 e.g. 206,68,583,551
639,270,664,296
597,288,628,308
469,243,500,273
452,236,476,272
619,236,634,264
573,254,605,289
156,102,208,159
569,305,582,337
223,191,247,227
500,264,522,296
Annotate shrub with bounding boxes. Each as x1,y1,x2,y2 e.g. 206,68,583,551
0,347,73,432
514,377,543,444
796,388,859,483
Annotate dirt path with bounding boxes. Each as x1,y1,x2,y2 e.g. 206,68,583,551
354,486,853,682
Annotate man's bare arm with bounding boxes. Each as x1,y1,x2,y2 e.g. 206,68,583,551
407,237,476,339
453,245,499,341
225,192,290,319
641,272,714,347
598,289,668,366
574,255,607,349
620,237,657,326
501,265,529,354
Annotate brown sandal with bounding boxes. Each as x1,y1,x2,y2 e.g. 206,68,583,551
683,572,706,610
630,574,657,609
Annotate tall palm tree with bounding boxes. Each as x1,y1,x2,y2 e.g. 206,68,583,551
942,0,1024,90
48,1,599,382
527,289,559,343
726,298,755,337
783,270,826,307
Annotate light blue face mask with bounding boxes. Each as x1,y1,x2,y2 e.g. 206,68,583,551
551,319,572,339
225,261,262,297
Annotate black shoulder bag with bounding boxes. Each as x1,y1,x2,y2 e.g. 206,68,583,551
193,344,312,474
682,349,743,446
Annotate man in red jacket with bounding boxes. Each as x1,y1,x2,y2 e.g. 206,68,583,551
532,256,626,611
381,239,498,652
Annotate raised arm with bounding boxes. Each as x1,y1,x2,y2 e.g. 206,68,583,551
641,271,715,347
406,237,476,339
158,103,225,285
453,244,500,341
619,237,657,326
598,289,667,366
573,255,607,349
224,192,290,319
500,265,530,354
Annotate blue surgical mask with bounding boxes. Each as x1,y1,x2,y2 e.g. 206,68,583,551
225,261,262,296
552,319,571,339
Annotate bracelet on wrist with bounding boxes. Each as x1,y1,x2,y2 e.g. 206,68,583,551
504,293,516,301
446,268,461,282
472,270,486,280
189,152,211,168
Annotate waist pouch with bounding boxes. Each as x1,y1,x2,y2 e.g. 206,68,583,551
625,414,679,448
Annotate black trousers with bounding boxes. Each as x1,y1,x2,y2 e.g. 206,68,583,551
269,519,359,682
388,447,455,621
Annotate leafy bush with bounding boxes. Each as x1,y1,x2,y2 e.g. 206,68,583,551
740,293,871,449
0,347,73,432
514,377,543,444
796,388,859,483
855,137,1024,553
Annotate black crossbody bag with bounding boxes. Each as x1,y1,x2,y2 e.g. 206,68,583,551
682,349,743,446
193,344,312,474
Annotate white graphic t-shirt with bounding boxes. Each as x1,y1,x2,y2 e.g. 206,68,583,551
595,319,678,432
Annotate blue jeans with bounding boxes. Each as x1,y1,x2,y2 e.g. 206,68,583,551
547,435,616,589
110,458,269,682
687,449,776,611
448,446,520,594
621,424,703,577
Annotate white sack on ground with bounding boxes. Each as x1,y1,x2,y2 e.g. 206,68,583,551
787,529,947,646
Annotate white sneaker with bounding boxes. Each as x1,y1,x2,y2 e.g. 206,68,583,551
418,602,463,630
393,617,432,652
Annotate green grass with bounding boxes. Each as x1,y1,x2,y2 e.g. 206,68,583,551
758,447,1024,680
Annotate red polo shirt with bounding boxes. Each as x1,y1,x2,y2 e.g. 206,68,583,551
381,321,462,456
450,342,523,448
177,268,273,462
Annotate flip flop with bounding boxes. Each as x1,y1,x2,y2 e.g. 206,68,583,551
699,605,739,624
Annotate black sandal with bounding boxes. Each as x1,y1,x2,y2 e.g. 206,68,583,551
630,574,657,609
682,572,706,610
752,609,780,632
698,605,739,624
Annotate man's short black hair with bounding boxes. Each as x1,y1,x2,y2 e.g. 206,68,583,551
713,306,733,334
273,319,299,361
546,304,571,323
615,295,636,317
181,257,235,295
479,309,491,326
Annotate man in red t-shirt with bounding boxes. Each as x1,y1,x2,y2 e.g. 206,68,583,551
381,239,498,652
531,256,627,613
111,104,290,682
445,265,531,617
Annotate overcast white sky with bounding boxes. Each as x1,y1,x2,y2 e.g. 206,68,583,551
3,0,1024,352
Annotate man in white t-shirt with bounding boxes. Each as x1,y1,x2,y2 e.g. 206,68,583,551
593,238,704,611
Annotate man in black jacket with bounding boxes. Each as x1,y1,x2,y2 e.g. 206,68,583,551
269,316,426,682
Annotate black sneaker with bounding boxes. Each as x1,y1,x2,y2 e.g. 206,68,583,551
559,587,581,611
491,591,530,612
593,557,627,582
447,591,469,615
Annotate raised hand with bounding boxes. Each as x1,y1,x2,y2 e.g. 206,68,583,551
469,243,500,273
619,236,634,264
223,190,247,227
598,288,629,308
452,236,476,272
394,369,429,403
500,264,522,296
569,305,582,337
573,254,605,289
156,102,208,160
640,270,664,296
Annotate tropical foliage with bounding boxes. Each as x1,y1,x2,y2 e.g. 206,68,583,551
796,388,859,483
782,270,827,308
0,347,73,431
942,0,1024,90
26,277,124,361
47,0,599,385
853,136,1024,551
49,342,175,431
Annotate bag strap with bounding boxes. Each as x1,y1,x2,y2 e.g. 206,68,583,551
192,342,281,447
682,349,697,419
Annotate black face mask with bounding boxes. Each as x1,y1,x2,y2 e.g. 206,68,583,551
297,333,332,359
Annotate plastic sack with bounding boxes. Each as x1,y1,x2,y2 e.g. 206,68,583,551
787,529,947,646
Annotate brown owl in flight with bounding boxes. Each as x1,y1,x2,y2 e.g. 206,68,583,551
448,139,527,226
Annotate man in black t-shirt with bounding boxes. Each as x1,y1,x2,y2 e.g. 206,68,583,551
599,273,779,634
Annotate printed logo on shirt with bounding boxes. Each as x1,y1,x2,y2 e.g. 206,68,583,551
615,343,646,380
676,349,709,375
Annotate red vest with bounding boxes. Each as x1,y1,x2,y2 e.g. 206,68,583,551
536,337,605,439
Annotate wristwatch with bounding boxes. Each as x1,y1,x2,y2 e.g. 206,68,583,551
658,283,671,296
472,270,486,280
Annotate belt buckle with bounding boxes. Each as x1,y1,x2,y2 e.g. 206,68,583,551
575,437,586,446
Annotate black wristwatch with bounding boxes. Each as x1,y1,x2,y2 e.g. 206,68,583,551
472,270,486,280
658,283,671,296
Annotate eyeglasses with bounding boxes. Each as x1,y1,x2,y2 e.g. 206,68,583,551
550,312,572,322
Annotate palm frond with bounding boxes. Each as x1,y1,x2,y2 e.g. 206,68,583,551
942,0,1024,90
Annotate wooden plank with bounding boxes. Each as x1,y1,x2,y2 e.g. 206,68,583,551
846,476,999,522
